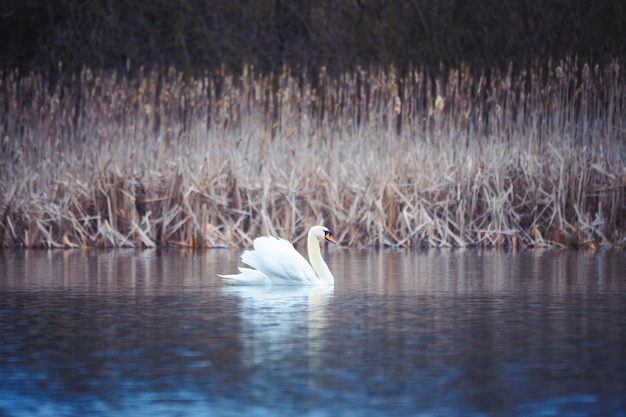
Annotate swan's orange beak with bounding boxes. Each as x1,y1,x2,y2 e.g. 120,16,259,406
325,232,336,244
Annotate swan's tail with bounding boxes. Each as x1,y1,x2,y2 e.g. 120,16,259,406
218,267,269,286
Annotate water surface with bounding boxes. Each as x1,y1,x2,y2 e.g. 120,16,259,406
1,248,625,416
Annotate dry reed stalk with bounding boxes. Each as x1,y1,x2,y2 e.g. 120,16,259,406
1,60,625,248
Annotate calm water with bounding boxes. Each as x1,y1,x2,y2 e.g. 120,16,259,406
1,248,625,417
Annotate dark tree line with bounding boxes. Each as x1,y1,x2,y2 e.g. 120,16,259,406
2,0,625,78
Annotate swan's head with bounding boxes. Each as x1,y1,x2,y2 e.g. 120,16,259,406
309,225,336,244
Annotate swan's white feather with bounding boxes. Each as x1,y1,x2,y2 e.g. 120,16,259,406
219,226,335,286
219,267,269,286
240,236,318,285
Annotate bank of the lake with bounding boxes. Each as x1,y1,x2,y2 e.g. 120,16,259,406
1,60,625,249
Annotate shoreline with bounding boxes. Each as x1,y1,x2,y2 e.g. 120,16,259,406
1,61,625,249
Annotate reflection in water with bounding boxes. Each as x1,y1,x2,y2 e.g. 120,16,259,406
332,247,625,296
224,285,333,391
0,248,625,416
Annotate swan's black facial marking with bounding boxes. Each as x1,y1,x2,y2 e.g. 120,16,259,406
324,230,336,243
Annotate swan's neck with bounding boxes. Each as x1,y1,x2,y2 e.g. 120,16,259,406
308,233,335,284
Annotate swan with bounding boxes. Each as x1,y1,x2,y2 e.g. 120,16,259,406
219,225,336,286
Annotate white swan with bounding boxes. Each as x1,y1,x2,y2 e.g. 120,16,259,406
219,226,336,286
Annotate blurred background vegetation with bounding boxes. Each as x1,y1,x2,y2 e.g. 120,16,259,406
2,0,625,79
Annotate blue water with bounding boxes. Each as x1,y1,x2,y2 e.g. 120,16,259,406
1,248,625,416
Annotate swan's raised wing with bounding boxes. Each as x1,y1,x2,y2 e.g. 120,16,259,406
240,236,319,285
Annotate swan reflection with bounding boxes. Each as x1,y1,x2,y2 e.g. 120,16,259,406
223,285,333,375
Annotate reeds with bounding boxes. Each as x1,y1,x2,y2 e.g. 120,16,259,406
1,59,625,248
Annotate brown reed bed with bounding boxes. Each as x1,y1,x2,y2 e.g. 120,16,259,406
1,59,625,249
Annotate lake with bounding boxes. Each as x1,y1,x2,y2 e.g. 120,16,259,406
1,248,625,416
